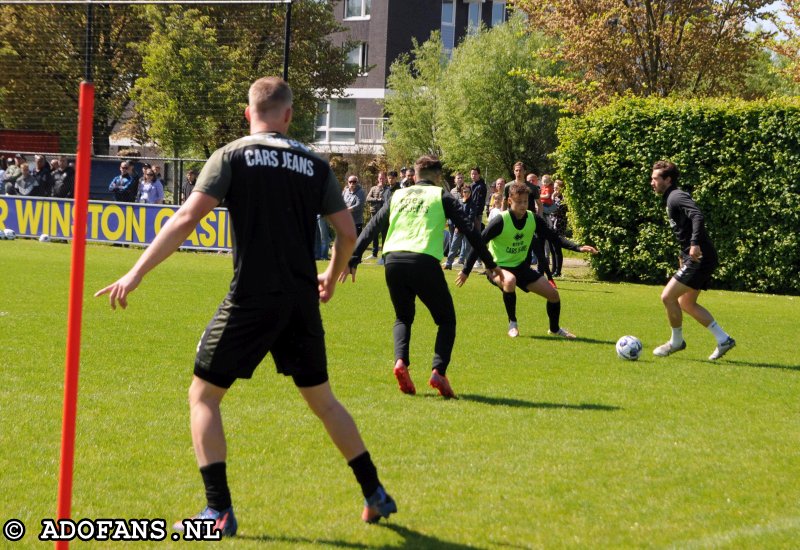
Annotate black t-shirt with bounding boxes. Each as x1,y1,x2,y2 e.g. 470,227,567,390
195,132,345,302
662,185,716,260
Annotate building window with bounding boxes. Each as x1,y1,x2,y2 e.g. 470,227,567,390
344,0,370,19
491,2,507,26
467,3,481,35
346,42,369,75
315,99,356,144
441,0,455,55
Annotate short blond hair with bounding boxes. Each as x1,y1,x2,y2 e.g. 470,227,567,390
249,77,293,117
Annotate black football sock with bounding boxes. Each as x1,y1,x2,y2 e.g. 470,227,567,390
546,300,561,333
503,291,517,322
348,451,380,498
200,462,232,511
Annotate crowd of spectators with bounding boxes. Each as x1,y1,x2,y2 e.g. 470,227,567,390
316,163,573,276
1,153,75,198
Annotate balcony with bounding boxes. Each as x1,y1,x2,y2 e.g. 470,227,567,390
359,117,387,144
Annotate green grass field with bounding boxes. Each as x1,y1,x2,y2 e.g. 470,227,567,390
1,239,798,549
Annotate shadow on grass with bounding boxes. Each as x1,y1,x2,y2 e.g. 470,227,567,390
379,523,491,549
552,286,614,294
716,359,800,372
459,393,622,411
237,523,489,549
524,335,617,345
236,534,371,547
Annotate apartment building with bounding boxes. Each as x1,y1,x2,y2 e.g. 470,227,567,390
312,0,509,155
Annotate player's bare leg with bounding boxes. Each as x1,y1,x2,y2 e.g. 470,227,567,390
676,285,735,359
654,278,692,356
299,381,397,522
299,381,366,460
189,376,228,466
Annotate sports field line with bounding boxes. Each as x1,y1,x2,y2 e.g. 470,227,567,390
669,516,800,549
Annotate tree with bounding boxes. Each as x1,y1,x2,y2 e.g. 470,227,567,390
436,16,562,178
511,0,773,113
130,2,357,153
768,0,800,85
382,32,446,167
0,4,147,154
131,6,239,159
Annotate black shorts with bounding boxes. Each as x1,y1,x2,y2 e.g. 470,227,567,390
194,291,328,389
673,254,717,291
486,263,542,292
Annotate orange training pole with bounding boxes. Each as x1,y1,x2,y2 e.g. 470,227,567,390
55,81,94,550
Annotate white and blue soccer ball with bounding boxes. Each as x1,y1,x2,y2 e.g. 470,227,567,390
4,228,15,240
616,335,643,361
39,233,51,243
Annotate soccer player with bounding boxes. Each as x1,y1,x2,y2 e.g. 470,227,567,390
95,77,396,536
650,160,736,360
339,155,502,399
456,183,598,338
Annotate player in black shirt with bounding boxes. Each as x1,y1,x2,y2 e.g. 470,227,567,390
96,77,396,534
650,160,736,360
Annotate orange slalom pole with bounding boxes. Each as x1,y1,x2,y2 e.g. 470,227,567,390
56,81,94,550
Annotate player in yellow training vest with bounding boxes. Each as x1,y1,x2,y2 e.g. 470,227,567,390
340,155,502,398
456,182,598,338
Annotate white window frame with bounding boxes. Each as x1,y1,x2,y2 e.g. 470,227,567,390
344,0,370,20
315,99,356,145
346,42,369,76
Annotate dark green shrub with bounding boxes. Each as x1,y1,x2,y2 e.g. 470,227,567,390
556,97,800,294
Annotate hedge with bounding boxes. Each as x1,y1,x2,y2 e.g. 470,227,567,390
555,97,800,295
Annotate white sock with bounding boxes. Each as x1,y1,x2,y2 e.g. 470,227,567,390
670,327,684,347
707,320,729,345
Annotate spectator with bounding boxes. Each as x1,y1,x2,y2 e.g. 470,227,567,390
49,158,59,171
136,168,165,204
152,164,164,185
52,156,75,199
14,162,39,196
315,214,331,260
365,171,389,259
526,172,543,215
488,178,505,220
450,172,465,198
548,179,568,277
387,170,400,195
2,157,21,194
443,185,474,270
342,174,365,236
401,168,415,188
181,168,198,203
465,166,487,266
108,161,135,202
540,174,556,216
33,155,54,197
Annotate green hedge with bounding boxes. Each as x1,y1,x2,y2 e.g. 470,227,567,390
555,97,800,294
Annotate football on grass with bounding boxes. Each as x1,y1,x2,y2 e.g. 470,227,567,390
616,335,643,361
